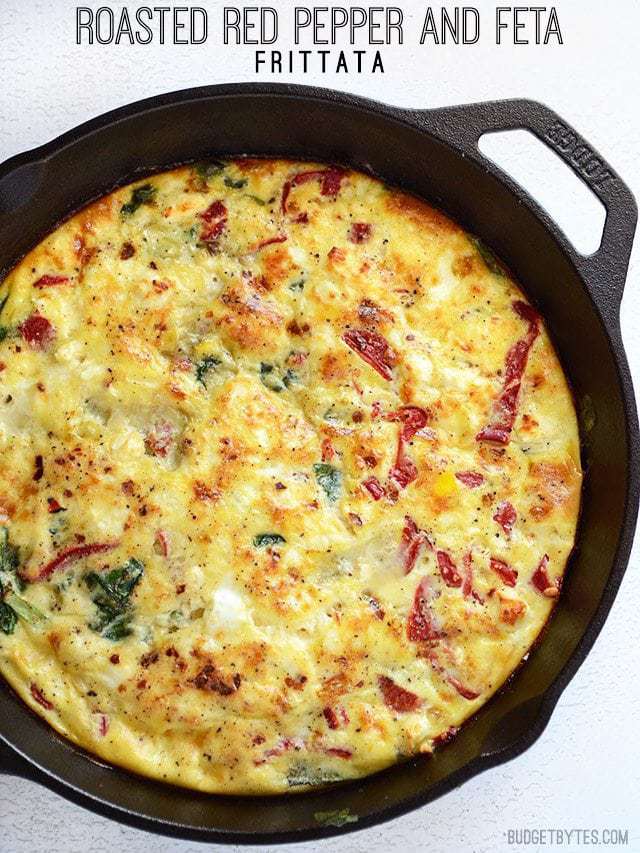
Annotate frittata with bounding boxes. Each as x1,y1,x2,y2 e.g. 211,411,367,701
0,159,581,793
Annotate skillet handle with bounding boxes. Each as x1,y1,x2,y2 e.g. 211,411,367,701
424,99,637,318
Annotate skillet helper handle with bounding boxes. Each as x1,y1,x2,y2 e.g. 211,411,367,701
426,99,637,319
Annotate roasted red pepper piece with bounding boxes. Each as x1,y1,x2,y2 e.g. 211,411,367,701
324,746,353,759
476,300,540,445
30,683,54,710
407,576,444,642
388,452,418,489
386,406,431,489
19,313,55,350
455,471,484,488
531,554,560,597
378,675,421,712
387,406,431,441
489,556,518,587
400,516,428,574
34,541,119,581
436,550,463,588
281,167,346,214
254,233,287,251
198,200,227,249
363,475,385,500
33,274,70,288
343,327,396,380
323,706,340,729
426,650,480,700
493,500,517,538
447,675,480,701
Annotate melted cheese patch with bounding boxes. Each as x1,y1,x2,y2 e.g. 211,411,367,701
0,160,581,794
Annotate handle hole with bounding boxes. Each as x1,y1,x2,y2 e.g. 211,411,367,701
478,129,606,256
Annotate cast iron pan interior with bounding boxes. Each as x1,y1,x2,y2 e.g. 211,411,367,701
0,85,637,843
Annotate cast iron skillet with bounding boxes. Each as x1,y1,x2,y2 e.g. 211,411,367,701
0,84,637,843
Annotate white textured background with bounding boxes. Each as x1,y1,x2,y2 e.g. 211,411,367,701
0,1,638,851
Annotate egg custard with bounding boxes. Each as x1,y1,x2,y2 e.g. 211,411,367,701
0,160,581,794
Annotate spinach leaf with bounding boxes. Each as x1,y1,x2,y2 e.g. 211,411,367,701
288,278,305,292
86,557,144,640
313,464,342,502
0,527,19,575
314,809,358,828
0,528,46,632
0,527,23,593
224,176,248,190
247,194,267,206
470,236,504,277
195,354,222,388
253,533,286,549
287,762,343,787
195,160,225,181
5,593,46,627
0,601,17,635
260,362,298,393
121,184,157,217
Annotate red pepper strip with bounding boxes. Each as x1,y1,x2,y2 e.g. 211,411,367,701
476,300,540,445
324,747,353,759
281,167,345,214
426,650,480,700
386,406,431,441
254,736,305,765
436,550,463,588
447,675,480,701
363,475,385,501
198,200,227,247
387,406,431,490
400,516,428,574
378,675,422,713
489,556,518,588
254,233,287,251
33,275,70,288
19,313,55,350
462,552,473,597
343,328,396,380
493,500,517,538
323,707,340,730
531,554,560,597
407,576,444,642
461,553,485,603
455,471,484,488
388,452,418,489
35,541,119,581
30,683,54,710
